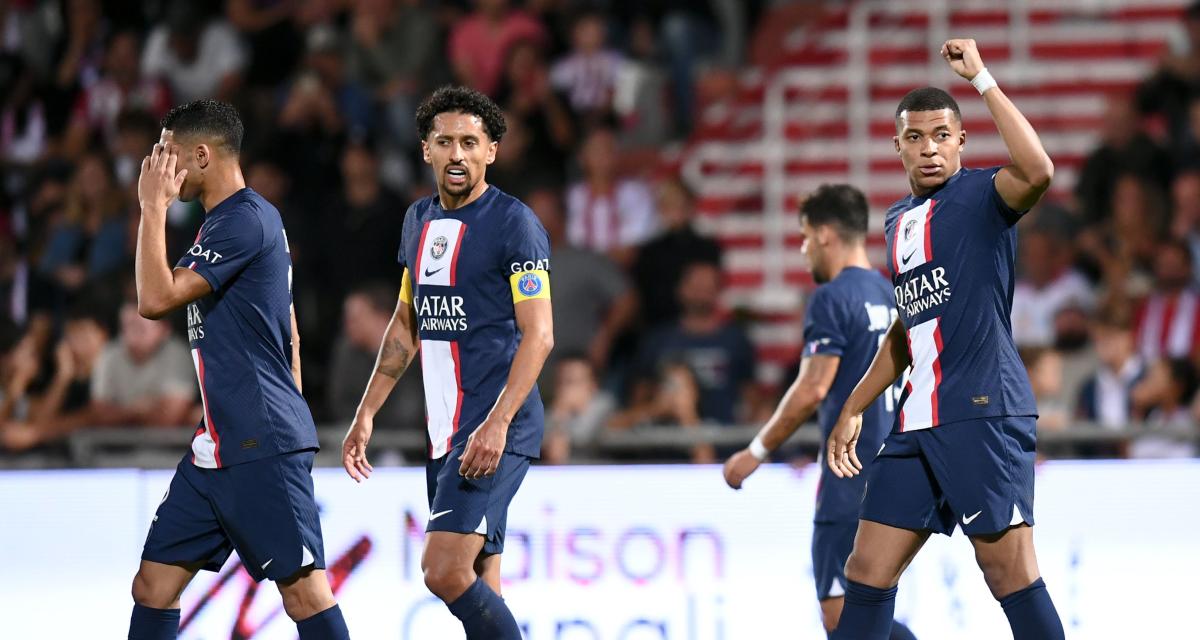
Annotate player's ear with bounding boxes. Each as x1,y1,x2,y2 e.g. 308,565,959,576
893,135,901,154
421,140,431,165
195,143,210,169
486,140,498,165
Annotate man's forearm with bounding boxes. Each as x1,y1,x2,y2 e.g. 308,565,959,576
487,328,553,426
134,207,174,318
355,328,416,420
984,88,1053,187
757,383,822,451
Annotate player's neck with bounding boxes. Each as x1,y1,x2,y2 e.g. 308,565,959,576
826,246,872,280
200,165,247,213
438,180,490,211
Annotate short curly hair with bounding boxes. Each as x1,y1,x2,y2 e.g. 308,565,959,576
415,85,507,143
161,99,244,154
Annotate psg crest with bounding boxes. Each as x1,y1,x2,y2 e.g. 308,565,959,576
518,272,542,296
431,236,448,260
903,219,917,242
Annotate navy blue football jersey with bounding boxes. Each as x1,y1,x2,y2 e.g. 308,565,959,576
884,167,1038,432
398,186,550,459
806,267,901,523
176,188,318,468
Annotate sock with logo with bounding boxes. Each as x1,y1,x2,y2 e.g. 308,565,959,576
830,581,897,640
446,578,522,640
1000,578,1065,640
128,603,180,640
890,620,918,640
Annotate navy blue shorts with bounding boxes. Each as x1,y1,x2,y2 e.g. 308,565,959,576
142,450,325,582
425,445,531,555
861,416,1036,537
812,520,857,600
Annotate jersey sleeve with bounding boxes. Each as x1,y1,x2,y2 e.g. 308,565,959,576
802,287,847,358
986,167,1027,226
397,202,420,269
504,205,552,304
176,210,264,294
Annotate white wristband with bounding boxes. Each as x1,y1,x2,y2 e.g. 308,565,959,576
970,67,997,95
748,435,770,461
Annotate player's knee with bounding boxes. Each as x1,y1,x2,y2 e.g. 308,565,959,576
843,550,900,589
278,569,336,621
131,570,173,609
423,564,475,602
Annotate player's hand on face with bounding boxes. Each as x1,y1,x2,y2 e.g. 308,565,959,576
341,415,375,482
941,38,985,80
137,143,187,213
722,449,762,490
459,417,507,480
826,412,864,478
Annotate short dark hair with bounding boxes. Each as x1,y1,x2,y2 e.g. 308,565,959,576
161,99,244,154
895,86,962,122
349,282,397,317
415,85,507,142
800,183,869,241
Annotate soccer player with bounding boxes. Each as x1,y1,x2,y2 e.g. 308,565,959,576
341,86,553,639
127,100,348,640
723,184,916,640
826,39,1064,639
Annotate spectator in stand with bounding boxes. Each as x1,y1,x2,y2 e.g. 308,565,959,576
2,301,194,451
140,2,247,103
37,152,128,302
62,29,170,157
0,304,108,447
633,177,722,327
1078,173,1165,300
526,187,637,380
1169,170,1200,285
1130,357,1199,458
1075,93,1173,223
608,359,713,462
542,353,617,464
550,11,625,123
1012,227,1095,348
345,0,442,149
1078,308,1147,429
494,40,574,187
326,283,423,429
108,109,161,191
0,54,50,167
1135,239,1200,362
1137,1,1200,155
566,126,657,266
448,0,547,97
280,24,375,139
625,262,756,427
225,0,303,89
1021,347,1068,432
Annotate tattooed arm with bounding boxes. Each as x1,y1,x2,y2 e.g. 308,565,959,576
342,293,419,481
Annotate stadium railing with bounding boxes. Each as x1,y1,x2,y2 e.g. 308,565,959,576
0,422,1193,469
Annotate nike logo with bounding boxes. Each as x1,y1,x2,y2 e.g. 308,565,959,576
429,509,453,521
424,266,445,278
962,510,983,525
901,248,918,265
261,558,273,570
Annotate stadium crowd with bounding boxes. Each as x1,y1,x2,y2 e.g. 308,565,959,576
0,0,1197,465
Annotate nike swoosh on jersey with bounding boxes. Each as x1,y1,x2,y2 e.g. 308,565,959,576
261,558,273,570
962,510,983,525
424,266,446,278
429,509,453,521
901,248,918,265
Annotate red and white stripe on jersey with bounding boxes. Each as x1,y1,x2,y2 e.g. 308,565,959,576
892,199,936,275
421,339,464,459
900,317,944,431
414,218,468,287
1136,291,1200,361
190,348,222,468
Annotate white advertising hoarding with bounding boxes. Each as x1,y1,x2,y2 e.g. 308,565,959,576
0,460,1196,638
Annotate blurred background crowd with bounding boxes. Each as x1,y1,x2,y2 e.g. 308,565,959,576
1,0,1198,466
